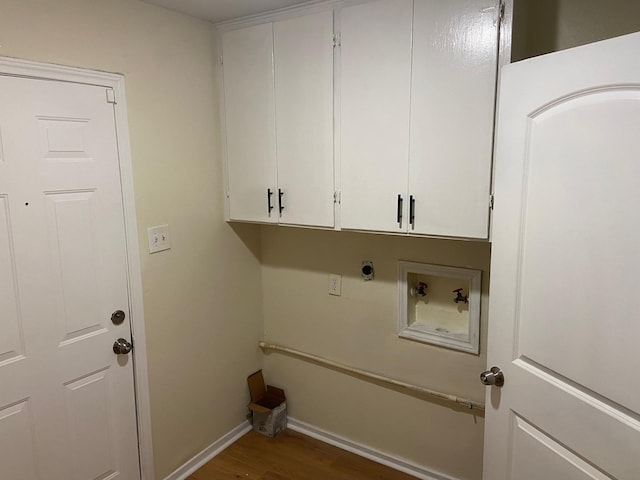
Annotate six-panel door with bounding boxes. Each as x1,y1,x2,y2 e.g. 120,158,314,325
0,76,140,479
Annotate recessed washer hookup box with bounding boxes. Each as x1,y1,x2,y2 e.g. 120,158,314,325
247,370,287,437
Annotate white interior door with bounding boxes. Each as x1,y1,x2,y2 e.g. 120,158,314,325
339,0,413,233
222,23,278,223
485,32,640,479
274,10,335,228
0,76,140,479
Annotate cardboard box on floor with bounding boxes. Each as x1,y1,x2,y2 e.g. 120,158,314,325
247,370,287,437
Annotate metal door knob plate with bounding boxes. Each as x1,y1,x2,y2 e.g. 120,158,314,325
480,366,504,387
111,309,126,325
113,338,133,355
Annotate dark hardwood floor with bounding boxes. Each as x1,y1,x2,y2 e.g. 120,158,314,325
187,429,416,480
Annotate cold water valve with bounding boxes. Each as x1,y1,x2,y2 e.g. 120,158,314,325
453,288,468,304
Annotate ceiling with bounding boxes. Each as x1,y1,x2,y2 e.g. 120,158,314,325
143,0,311,23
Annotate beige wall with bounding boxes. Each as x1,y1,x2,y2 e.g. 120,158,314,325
0,1,263,478
261,226,490,480
260,5,640,480
5,1,638,479
513,0,640,60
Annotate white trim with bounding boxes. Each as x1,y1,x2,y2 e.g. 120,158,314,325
214,0,381,30
489,0,514,241
214,0,341,31
332,6,342,231
287,417,461,480
159,416,461,480
0,55,123,85
163,421,252,480
113,77,155,480
216,29,231,221
397,261,482,355
0,56,155,480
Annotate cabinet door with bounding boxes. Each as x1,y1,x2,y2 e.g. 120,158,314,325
340,0,413,233
408,0,499,238
274,11,335,227
222,23,278,223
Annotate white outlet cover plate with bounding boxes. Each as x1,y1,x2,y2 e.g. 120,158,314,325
147,224,171,253
329,274,342,296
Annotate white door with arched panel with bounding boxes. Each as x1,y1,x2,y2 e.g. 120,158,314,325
0,75,140,479
484,32,640,479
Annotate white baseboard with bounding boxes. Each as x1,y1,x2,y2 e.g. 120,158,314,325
163,417,460,480
163,420,252,480
287,417,460,480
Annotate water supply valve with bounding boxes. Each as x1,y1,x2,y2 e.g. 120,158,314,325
410,281,428,297
453,288,468,304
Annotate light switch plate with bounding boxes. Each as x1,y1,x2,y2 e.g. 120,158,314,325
147,224,170,253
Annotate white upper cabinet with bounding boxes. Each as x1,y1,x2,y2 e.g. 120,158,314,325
408,0,499,238
339,0,413,233
221,10,335,227
220,0,503,238
222,23,277,223
339,0,500,238
274,11,335,227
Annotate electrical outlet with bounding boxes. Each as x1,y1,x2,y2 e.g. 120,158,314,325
328,274,342,296
147,224,171,253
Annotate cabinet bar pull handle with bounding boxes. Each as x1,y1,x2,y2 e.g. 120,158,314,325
278,189,285,215
409,195,415,228
397,194,403,226
267,188,274,213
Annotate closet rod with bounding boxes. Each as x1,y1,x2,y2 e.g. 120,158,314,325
259,341,485,412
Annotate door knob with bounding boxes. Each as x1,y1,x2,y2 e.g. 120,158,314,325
480,366,504,386
113,338,133,355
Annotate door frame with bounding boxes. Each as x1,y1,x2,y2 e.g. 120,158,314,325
0,56,154,480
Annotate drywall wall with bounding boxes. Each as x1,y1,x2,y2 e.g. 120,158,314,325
512,0,640,60
259,5,640,480
0,1,263,478
261,226,490,480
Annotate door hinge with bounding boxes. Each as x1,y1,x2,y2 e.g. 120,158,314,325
489,194,495,210
333,33,341,48
334,190,341,204
483,1,504,25
219,53,223,65
106,89,117,104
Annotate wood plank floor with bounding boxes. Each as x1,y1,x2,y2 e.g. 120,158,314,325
187,429,417,480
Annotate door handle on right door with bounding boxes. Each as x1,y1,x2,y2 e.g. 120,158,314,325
480,366,504,387
113,338,133,355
